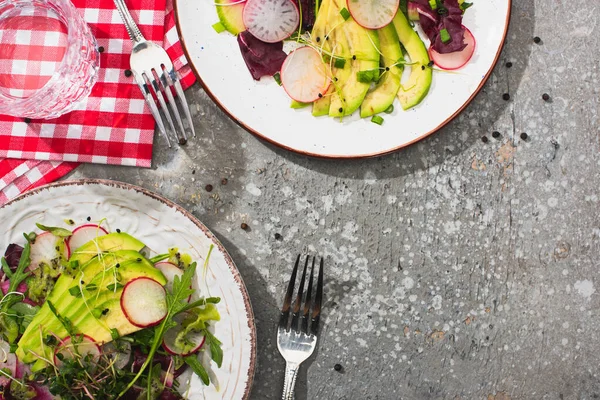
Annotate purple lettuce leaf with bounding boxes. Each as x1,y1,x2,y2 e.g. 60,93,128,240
1,244,23,279
410,0,467,54
292,0,316,32
237,30,288,80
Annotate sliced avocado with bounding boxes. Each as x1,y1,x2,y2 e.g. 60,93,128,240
69,232,145,265
311,0,333,116
329,17,380,117
290,100,310,109
328,14,353,117
17,250,165,366
215,0,245,35
360,24,403,118
392,10,432,110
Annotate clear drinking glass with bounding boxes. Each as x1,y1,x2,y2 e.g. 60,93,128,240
0,0,99,119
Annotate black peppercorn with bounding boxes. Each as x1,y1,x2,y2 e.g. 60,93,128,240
339,107,343,113
421,65,425,70
533,36,541,44
241,223,249,230
274,233,282,241
116,228,121,233
179,138,187,145
98,46,105,53
23,117,32,124
334,364,343,372
505,61,512,68
385,67,389,71
318,93,323,98
221,178,228,185
87,216,91,221
542,93,550,101
205,184,213,192
316,37,320,42
520,132,528,140
352,55,356,60
502,93,510,101
124,69,132,77
481,136,488,143
492,131,500,138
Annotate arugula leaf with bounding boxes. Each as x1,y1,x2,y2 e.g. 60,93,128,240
106,283,124,291
47,301,75,337
35,223,72,237
119,254,206,397
203,328,223,368
184,355,210,385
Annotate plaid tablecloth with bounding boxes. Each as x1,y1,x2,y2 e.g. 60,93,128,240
0,0,195,205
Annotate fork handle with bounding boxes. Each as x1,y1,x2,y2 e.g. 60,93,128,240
112,0,145,43
281,362,300,400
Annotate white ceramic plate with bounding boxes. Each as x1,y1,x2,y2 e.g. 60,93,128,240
0,180,255,400
175,0,511,158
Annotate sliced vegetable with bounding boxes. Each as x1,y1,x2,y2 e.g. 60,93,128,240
429,25,475,70
281,46,331,103
154,262,184,294
162,312,206,356
121,277,168,328
371,115,384,125
242,0,300,43
54,335,101,367
66,224,108,256
29,232,62,271
237,30,288,80
215,0,246,35
347,0,400,29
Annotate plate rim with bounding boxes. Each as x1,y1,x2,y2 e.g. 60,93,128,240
0,178,257,400
174,0,513,159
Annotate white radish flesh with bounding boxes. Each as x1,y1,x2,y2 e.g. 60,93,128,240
154,262,184,294
429,26,476,70
281,46,331,103
121,277,168,328
66,224,109,257
30,232,62,271
162,312,206,356
348,0,400,29
54,335,101,367
242,0,299,43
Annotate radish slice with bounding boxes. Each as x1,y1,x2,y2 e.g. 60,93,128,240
121,277,167,328
30,232,61,270
162,312,206,356
0,340,17,387
281,46,331,103
154,262,184,294
429,26,476,70
242,0,299,43
66,224,109,256
54,335,101,366
348,0,400,29
101,341,131,370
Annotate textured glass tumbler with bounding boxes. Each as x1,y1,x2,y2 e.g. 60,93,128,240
0,0,99,119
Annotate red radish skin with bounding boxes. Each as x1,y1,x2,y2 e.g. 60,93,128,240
54,335,101,366
429,26,476,70
242,0,300,43
121,277,168,328
66,224,109,257
162,312,206,356
348,0,400,30
281,46,331,103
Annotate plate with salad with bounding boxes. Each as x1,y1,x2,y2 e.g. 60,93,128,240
175,0,510,158
0,180,255,399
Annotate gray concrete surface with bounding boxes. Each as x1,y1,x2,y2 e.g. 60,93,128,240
69,1,600,398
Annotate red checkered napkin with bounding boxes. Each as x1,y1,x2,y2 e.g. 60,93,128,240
0,0,195,206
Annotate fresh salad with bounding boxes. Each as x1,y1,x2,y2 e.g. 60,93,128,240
212,0,476,125
0,221,222,399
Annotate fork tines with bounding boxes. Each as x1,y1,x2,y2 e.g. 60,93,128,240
279,254,324,335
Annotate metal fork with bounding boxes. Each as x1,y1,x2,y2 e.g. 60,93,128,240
112,0,196,147
277,254,324,400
